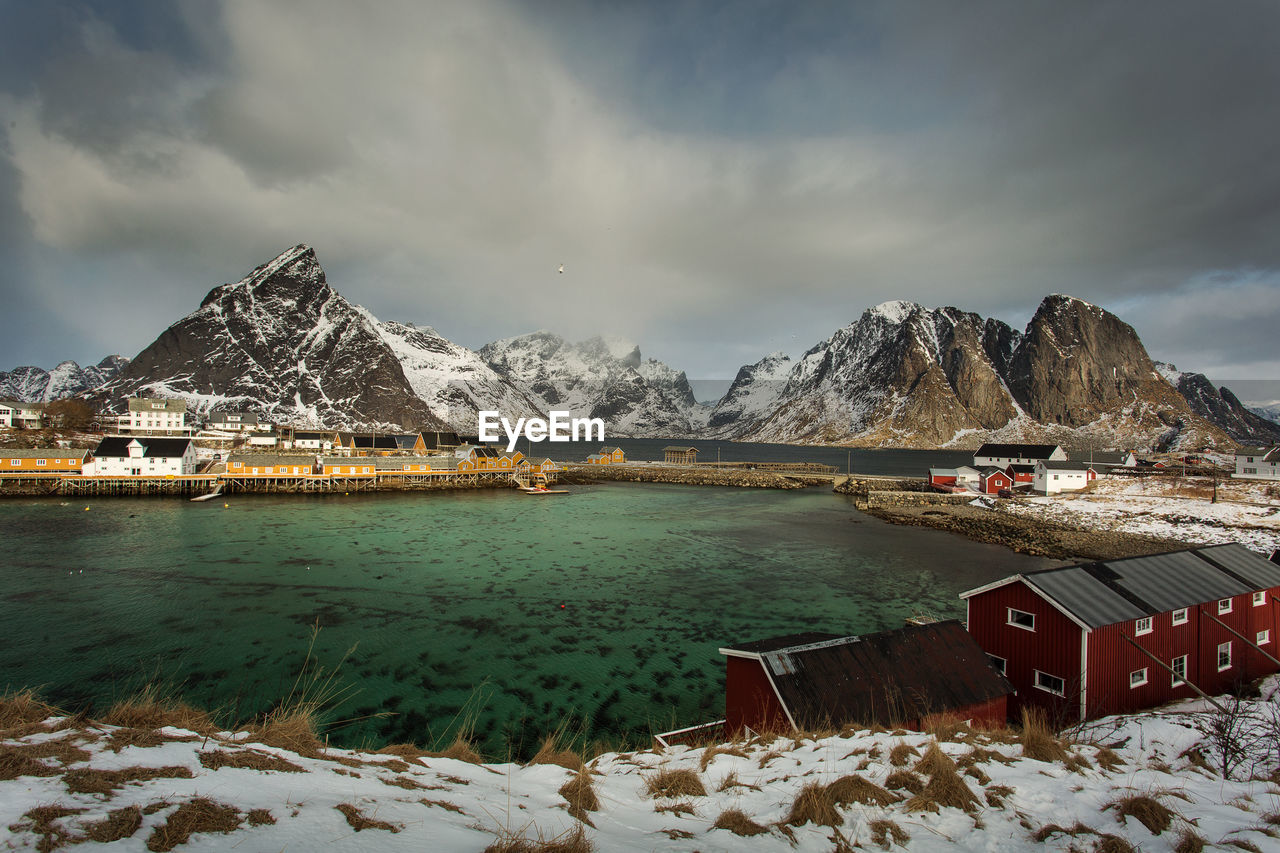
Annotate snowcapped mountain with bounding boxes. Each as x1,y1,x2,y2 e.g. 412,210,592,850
718,296,1229,450
479,332,707,437
705,351,793,436
0,356,129,402
1154,363,1280,444
376,320,544,433
92,245,445,431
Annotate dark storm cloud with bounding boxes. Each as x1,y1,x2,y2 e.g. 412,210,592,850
1,0,1277,378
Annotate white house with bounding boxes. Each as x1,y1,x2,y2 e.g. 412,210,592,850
87,436,197,476
0,400,45,429
1234,447,1280,481
289,431,335,451
974,443,1067,468
247,434,279,447
1033,460,1097,495
118,398,190,436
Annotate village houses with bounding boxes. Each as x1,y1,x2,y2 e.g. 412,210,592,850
87,436,197,476
0,400,45,430
1234,446,1280,481
117,398,191,436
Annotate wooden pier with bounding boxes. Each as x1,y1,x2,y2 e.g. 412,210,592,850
0,466,560,499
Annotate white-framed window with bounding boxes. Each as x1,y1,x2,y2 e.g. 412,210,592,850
1171,655,1188,686
1259,630,1271,646
1217,642,1232,671
987,654,1007,676
1253,591,1267,607
1007,608,1036,631
1034,671,1066,696
8,459,17,466
1129,668,1148,688
36,459,46,466
1171,608,1188,625
1135,617,1152,636
1218,598,1233,615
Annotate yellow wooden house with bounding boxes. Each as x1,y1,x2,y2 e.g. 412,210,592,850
1,449,91,475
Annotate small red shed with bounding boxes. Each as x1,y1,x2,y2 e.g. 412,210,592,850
961,544,1280,723
719,621,1012,735
979,467,1013,495
1005,464,1035,484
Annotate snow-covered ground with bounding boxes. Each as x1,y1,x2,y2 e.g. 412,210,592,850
5,684,1280,852
1003,476,1280,554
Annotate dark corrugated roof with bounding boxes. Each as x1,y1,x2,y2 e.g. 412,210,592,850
722,632,843,655
748,622,1011,727
1039,461,1095,471
976,443,1062,457
1018,544,1280,628
93,436,192,458
350,435,399,449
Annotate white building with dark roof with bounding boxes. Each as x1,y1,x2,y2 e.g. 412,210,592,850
1234,446,1280,481
87,436,196,476
1033,460,1096,495
119,398,190,436
974,443,1067,468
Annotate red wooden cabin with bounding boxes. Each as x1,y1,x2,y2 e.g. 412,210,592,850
961,544,1280,722
979,468,1013,495
719,621,1012,735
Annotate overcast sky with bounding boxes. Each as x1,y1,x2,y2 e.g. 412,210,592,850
2,1,1278,386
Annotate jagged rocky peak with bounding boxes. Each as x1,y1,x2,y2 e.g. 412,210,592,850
1005,293,1187,427
1154,363,1280,444
93,246,443,430
0,355,131,402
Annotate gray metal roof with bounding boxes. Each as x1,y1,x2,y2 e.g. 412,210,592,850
1198,543,1280,589
1019,545,1280,628
1025,568,1145,628
0,448,90,459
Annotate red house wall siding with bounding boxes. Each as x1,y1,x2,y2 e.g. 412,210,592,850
724,657,788,735
967,581,1082,722
1085,617,1199,718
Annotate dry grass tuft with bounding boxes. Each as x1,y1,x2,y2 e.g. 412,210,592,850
654,801,696,817
1020,708,1071,764
1034,822,1098,841
145,798,243,852
884,770,925,794
713,808,770,837
956,746,1016,768
102,683,217,736
0,689,59,737
483,824,594,853
869,818,911,849
905,744,978,813
889,742,919,767
64,765,194,795
376,743,430,763
964,765,991,785
716,770,761,793
699,744,748,771
334,803,401,833
427,732,484,765
529,734,586,773
246,809,276,827
0,748,65,781
784,781,843,828
1094,747,1125,772
985,784,1015,808
1174,828,1206,853
8,804,86,853
198,748,304,773
559,769,599,824
81,805,143,843
1094,834,1137,853
1222,840,1263,852
105,727,178,753
825,775,902,807
644,767,706,798
922,714,970,742
420,798,466,814
1105,794,1177,835
757,748,785,769
379,775,427,791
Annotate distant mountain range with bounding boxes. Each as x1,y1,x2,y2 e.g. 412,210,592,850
4,244,1278,449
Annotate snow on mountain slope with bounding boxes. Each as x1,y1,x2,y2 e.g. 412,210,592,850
93,245,444,430
480,332,705,437
0,356,130,402
377,321,544,433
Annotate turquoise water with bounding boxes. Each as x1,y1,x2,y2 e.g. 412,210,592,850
0,484,1054,756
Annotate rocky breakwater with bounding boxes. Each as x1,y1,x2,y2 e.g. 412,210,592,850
560,464,825,490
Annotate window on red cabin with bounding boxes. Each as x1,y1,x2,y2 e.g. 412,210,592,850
1135,617,1152,636
1034,671,1065,696
1217,642,1232,671
1171,655,1187,686
1218,598,1233,615
1129,668,1148,688
1259,630,1271,646
1007,608,1035,631
1253,591,1267,606
1171,608,1188,625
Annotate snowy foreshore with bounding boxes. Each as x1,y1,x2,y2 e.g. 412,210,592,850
5,686,1280,852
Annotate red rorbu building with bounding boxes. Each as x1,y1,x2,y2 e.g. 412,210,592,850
718,621,1012,735
961,544,1280,722
979,467,1013,495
